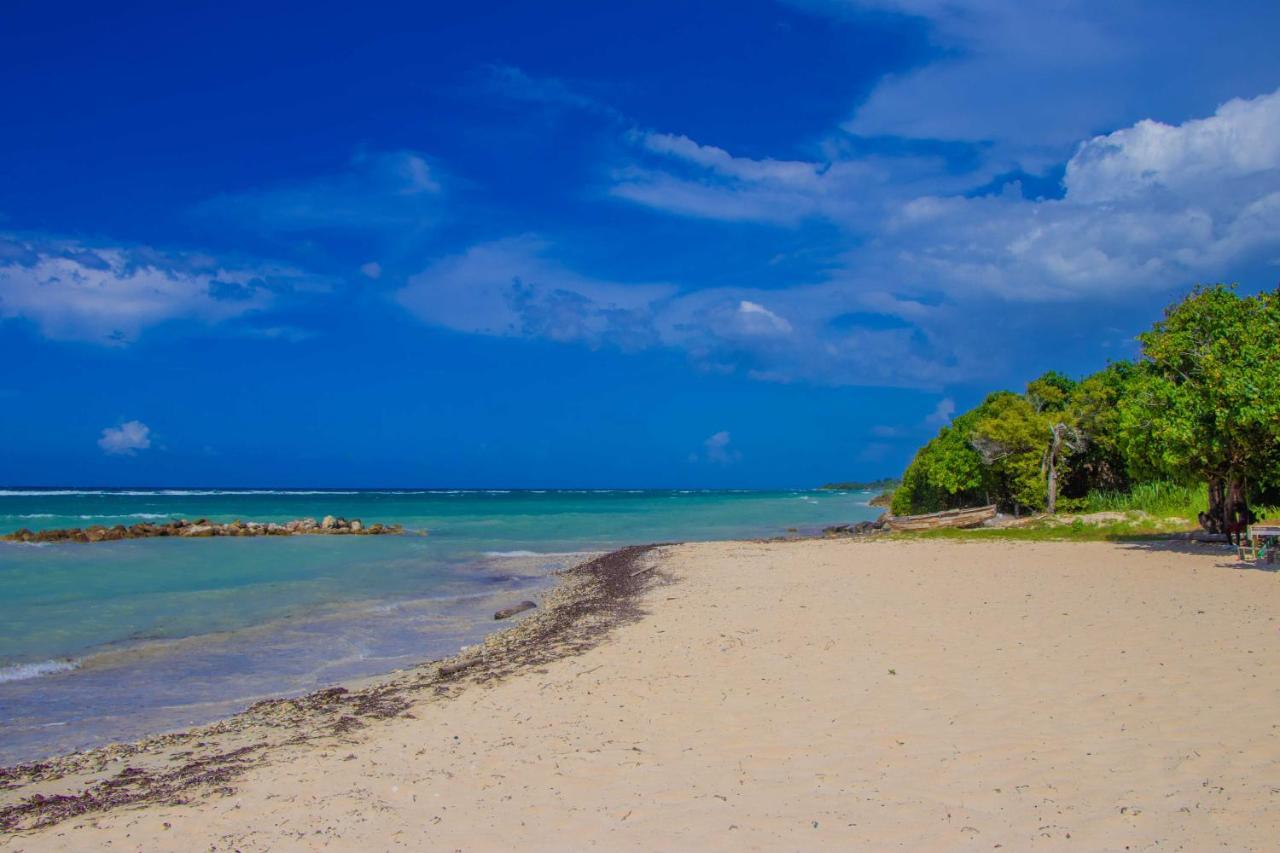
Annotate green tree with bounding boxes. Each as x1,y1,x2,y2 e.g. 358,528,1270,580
1025,371,1087,513
1119,285,1280,533
970,392,1047,514
1064,362,1134,495
1026,370,1077,413
891,408,986,515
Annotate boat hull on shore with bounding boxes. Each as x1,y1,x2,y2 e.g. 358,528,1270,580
886,504,996,531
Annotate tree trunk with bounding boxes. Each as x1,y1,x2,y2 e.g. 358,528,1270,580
1200,477,1226,533
1047,463,1058,514
1043,423,1065,515
1200,475,1254,536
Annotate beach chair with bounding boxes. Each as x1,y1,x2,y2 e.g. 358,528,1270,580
1239,523,1280,563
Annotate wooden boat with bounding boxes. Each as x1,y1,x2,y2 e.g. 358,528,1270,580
886,504,997,532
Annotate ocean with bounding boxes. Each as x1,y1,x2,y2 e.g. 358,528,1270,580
0,488,878,763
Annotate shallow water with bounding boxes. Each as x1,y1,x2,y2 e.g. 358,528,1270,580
0,489,877,762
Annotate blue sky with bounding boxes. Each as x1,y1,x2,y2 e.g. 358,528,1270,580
4,0,1280,487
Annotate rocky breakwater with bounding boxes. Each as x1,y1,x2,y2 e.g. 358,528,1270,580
2,516,406,544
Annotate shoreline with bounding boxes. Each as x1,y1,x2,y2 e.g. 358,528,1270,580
5,536,1278,848
0,544,666,833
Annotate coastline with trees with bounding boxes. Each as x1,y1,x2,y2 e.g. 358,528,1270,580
890,285,1280,534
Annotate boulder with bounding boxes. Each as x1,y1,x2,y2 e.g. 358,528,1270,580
321,515,337,530
349,519,363,533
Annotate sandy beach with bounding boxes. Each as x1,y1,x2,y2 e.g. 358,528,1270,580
4,537,1280,850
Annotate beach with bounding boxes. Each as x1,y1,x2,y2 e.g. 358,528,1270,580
4,537,1280,850
0,488,875,763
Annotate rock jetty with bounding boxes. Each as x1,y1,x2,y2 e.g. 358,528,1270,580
2,517,405,544
822,514,888,538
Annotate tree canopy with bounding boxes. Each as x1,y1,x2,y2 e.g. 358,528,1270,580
890,285,1280,527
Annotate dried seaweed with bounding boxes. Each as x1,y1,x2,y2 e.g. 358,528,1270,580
0,544,668,835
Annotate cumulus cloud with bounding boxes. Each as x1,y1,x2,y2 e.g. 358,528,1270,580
700,430,740,465
613,88,1280,308
0,236,289,344
98,420,151,455
878,89,1280,302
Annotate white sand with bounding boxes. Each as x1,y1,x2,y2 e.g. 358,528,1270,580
5,538,1279,850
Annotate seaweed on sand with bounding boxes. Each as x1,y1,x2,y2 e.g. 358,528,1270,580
0,544,668,834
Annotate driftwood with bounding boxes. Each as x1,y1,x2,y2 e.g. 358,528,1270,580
438,655,483,676
629,564,657,578
493,601,537,621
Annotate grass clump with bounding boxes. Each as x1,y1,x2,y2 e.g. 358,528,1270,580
1081,480,1205,518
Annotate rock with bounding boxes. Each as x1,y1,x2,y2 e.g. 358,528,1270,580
4,514,407,543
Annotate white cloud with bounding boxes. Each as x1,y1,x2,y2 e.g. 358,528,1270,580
395,236,676,350
701,430,740,465
611,130,960,226
98,421,151,456
924,397,955,427
360,261,383,279
404,83,1280,389
807,0,1280,168
736,301,793,336
0,236,283,344
612,88,1280,308
1064,90,1280,204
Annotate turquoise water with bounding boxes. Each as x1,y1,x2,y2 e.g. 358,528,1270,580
0,488,876,762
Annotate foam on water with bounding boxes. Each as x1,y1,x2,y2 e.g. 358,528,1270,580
0,659,79,683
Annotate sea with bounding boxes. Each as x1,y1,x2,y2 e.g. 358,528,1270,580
0,487,878,764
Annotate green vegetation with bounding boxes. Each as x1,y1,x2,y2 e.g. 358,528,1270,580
892,285,1280,532
1080,480,1206,517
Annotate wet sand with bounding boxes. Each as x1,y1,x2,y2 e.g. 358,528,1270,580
3,538,1279,850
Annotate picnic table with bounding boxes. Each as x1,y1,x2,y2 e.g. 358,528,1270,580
1240,523,1280,562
